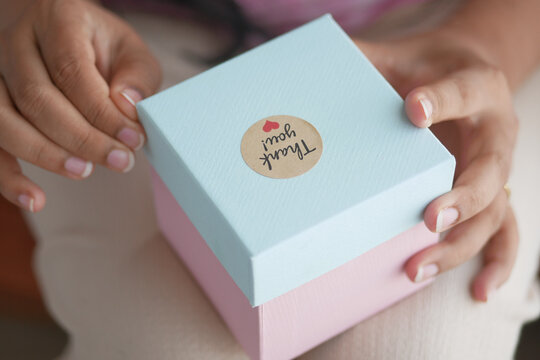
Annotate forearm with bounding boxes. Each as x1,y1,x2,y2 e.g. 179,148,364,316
439,0,540,89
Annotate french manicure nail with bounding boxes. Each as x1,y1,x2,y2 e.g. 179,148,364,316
107,149,135,173
414,263,439,282
117,127,145,150
436,207,459,233
419,97,433,126
18,194,34,212
121,88,143,107
65,157,93,178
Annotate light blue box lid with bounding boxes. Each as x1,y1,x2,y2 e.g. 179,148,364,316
137,15,455,307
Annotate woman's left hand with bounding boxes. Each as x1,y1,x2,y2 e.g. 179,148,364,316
355,30,519,302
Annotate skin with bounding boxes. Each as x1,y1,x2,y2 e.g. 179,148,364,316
359,36,519,302
0,0,161,211
355,0,540,302
0,0,539,303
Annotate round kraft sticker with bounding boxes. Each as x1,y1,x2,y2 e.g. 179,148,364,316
240,115,323,179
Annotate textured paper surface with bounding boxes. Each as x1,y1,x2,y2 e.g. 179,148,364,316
137,14,455,306
151,171,438,360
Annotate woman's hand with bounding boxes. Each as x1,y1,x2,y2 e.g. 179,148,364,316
355,30,519,302
0,0,161,212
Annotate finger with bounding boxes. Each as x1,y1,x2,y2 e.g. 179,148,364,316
471,206,518,302
424,144,511,233
406,190,508,283
0,77,93,179
1,25,135,173
404,66,510,127
108,31,162,121
0,148,45,212
35,10,146,150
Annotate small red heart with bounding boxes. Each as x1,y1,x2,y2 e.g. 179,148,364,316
263,120,280,132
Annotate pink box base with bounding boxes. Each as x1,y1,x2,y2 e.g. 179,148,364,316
151,170,438,360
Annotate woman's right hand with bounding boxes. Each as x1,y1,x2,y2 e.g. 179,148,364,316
355,29,518,302
0,0,161,212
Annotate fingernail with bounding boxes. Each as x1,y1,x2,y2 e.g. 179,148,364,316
120,88,143,107
117,127,145,150
419,97,433,127
65,157,93,178
107,149,135,173
436,207,459,232
18,194,34,212
414,263,439,283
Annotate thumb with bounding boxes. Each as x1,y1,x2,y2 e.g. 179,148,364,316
109,33,162,121
404,67,507,128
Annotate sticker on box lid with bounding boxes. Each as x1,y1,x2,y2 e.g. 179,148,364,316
240,115,323,179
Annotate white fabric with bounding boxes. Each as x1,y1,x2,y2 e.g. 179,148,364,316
21,12,540,360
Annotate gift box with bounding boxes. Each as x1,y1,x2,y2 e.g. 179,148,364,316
138,14,455,359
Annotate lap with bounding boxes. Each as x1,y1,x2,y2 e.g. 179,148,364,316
24,155,247,360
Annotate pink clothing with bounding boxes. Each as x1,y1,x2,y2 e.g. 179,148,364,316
234,0,430,34
102,0,430,35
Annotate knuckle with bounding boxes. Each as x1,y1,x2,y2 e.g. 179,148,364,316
442,239,471,267
462,186,487,215
484,65,507,87
14,82,49,116
452,245,470,265
50,55,82,90
71,129,94,155
28,141,48,165
482,64,511,102
452,76,471,103
451,75,475,114
85,100,110,128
